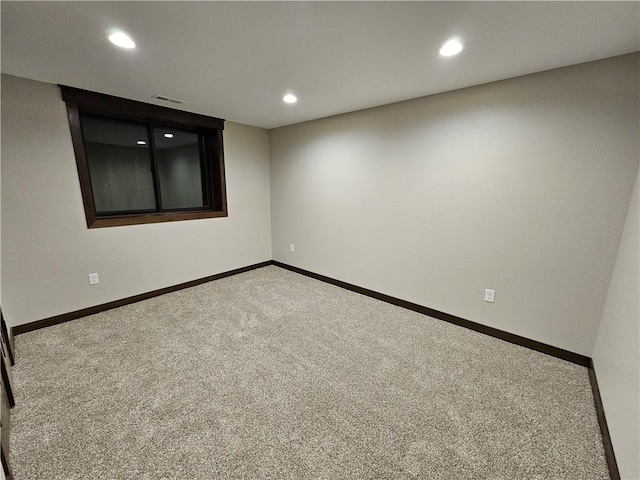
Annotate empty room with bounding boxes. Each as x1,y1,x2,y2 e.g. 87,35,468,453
0,2,638,479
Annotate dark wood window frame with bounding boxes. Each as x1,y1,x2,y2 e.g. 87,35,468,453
61,86,227,228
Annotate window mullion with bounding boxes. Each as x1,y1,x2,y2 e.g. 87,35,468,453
147,125,163,212
199,134,211,208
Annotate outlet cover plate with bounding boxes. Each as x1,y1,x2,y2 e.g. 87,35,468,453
484,289,495,303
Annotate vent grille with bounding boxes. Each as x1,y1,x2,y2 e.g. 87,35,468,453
151,94,184,104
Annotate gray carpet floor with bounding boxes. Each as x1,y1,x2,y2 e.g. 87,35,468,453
10,266,608,479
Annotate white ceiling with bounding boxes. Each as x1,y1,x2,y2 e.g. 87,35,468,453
2,1,639,129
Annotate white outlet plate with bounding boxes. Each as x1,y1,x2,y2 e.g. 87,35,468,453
484,289,495,303
289,244,295,253
88,273,100,285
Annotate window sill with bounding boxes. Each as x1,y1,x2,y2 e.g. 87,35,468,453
88,210,228,228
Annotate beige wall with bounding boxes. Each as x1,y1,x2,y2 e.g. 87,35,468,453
270,54,639,356
1,55,639,478
593,168,639,480
1,74,272,326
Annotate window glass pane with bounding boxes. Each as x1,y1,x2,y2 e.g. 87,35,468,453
81,117,156,213
153,128,205,210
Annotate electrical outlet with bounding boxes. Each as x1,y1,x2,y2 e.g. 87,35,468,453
88,273,100,285
289,244,295,253
484,289,495,303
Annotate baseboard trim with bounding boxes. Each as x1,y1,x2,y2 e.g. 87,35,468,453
273,261,590,367
588,360,621,480
273,261,622,478
12,261,273,336
10,259,619,478
15,259,591,366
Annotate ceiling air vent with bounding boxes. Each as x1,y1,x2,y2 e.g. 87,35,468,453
151,94,184,105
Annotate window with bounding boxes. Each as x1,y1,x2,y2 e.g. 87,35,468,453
61,86,227,228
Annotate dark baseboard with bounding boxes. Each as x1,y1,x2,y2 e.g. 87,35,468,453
15,259,591,366
9,258,619,478
273,261,620,479
273,261,590,367
588,360,620,480
12,260,272,336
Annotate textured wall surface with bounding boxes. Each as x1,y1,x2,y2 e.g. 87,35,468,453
1,74,272,326
593,168,639,480
270,54,639,356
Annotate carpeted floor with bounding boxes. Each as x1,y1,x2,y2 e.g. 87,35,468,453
10,266,608,479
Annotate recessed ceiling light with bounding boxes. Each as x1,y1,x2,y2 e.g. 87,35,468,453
164,133,174,139
108,31,136,50
283,93,298,104
137,140,146,145
438,39,464,57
